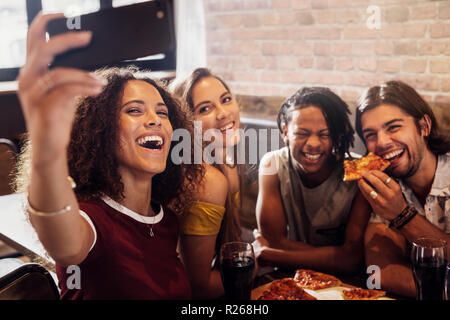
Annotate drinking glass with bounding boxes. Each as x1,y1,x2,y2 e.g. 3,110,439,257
411,237,447,300
445,264,450,300
219,241,255,300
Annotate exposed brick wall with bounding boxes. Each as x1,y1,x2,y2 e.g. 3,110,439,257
203,0,450,128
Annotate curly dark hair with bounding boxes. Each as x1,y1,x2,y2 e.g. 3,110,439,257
355,80,450,155
277,87,355,162
15,66,204,215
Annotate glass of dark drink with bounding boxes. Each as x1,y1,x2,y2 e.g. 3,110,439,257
219,241,255,300
445,264,450,300
411,237,447,300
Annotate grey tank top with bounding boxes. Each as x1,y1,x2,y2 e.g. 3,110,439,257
274,147,358,246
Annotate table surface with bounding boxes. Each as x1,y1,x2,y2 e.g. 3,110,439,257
0,193,54,270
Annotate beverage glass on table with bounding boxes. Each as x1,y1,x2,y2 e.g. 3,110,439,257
445,264,450,300
219,242,255,300
411,237,447,300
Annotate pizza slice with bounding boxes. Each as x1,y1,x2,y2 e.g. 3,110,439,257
343,152,390,181
341,288,386,300
293,269,342,290
258,278,317,300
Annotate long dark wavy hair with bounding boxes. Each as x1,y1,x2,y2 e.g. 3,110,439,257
355,80,450,155
277,87,355,162
170,67,242,250
14,66,204,215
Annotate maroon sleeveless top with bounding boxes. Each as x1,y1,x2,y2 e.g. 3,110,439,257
56,199,191,299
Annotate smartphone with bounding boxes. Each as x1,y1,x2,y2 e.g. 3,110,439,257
46,0,175,70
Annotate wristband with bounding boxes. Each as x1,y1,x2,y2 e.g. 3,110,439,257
388,205,418,230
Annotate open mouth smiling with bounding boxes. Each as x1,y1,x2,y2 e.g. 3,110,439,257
136,135,164,150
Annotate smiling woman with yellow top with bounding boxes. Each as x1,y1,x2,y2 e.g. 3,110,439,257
171,68,243,299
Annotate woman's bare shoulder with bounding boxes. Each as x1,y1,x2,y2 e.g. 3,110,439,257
193,164,228,206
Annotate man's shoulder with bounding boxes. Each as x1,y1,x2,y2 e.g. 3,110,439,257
432,152,450,195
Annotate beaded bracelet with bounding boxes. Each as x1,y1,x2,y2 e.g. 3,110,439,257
388,205,418,230
26,176,76,217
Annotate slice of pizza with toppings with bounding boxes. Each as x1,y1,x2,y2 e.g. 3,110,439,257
341,288,386,300
258,278,317,300
293,269,342,290
343,152,390,181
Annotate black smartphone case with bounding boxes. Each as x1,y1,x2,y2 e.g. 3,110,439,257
46,0,175,70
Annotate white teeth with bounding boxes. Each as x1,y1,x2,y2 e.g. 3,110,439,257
220,122,234,131
383,149,403,160
305,153,321,160
137,135,163,146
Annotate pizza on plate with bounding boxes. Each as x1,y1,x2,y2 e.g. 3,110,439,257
293,269,342,290
343,152,390,181
341,288,386,300
258,278,317,300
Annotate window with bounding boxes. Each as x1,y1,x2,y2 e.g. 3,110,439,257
0,0,175,82
0,2,28,69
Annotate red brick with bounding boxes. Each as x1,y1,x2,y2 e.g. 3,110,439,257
260,71,282,83
293,43,314,56
341,89,361,103
305,72,343,86
233,71,259,83
430,24,450,38
445,44,450,56
404,24,427,38
292,0,310,9
434,95,450,108
430,60,450,74
411,4,436,20
316,11,336,24
335,58,354,71
302,27,341,39
311,0,329,9
419,42,446,56
279,12,298,25
315,57,334,70
332,44,352,56
375,41,392,55
402,59,427,73
385,7,409,23
281,72,304,84
439,3,450,19
396,75,440,92
262,42,280,56
358,58,377,72
296,12,315,25
242,14,262,28
343,27,378,39
250,57,277,70
263,13,279,26
298,58,314,68
241,42,261,56
335,11,361,24
278,57,299,70
314,43,331,56
273,0,292,9
352,43,375,56
442,78,450,92
378,59,401,73
393,42,417,56
345,73,387,88
230,57,249,70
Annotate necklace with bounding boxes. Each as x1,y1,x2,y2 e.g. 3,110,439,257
101,196,163,238
137,204,162,237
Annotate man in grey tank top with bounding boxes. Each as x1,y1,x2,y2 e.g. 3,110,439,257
253,87,371,275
